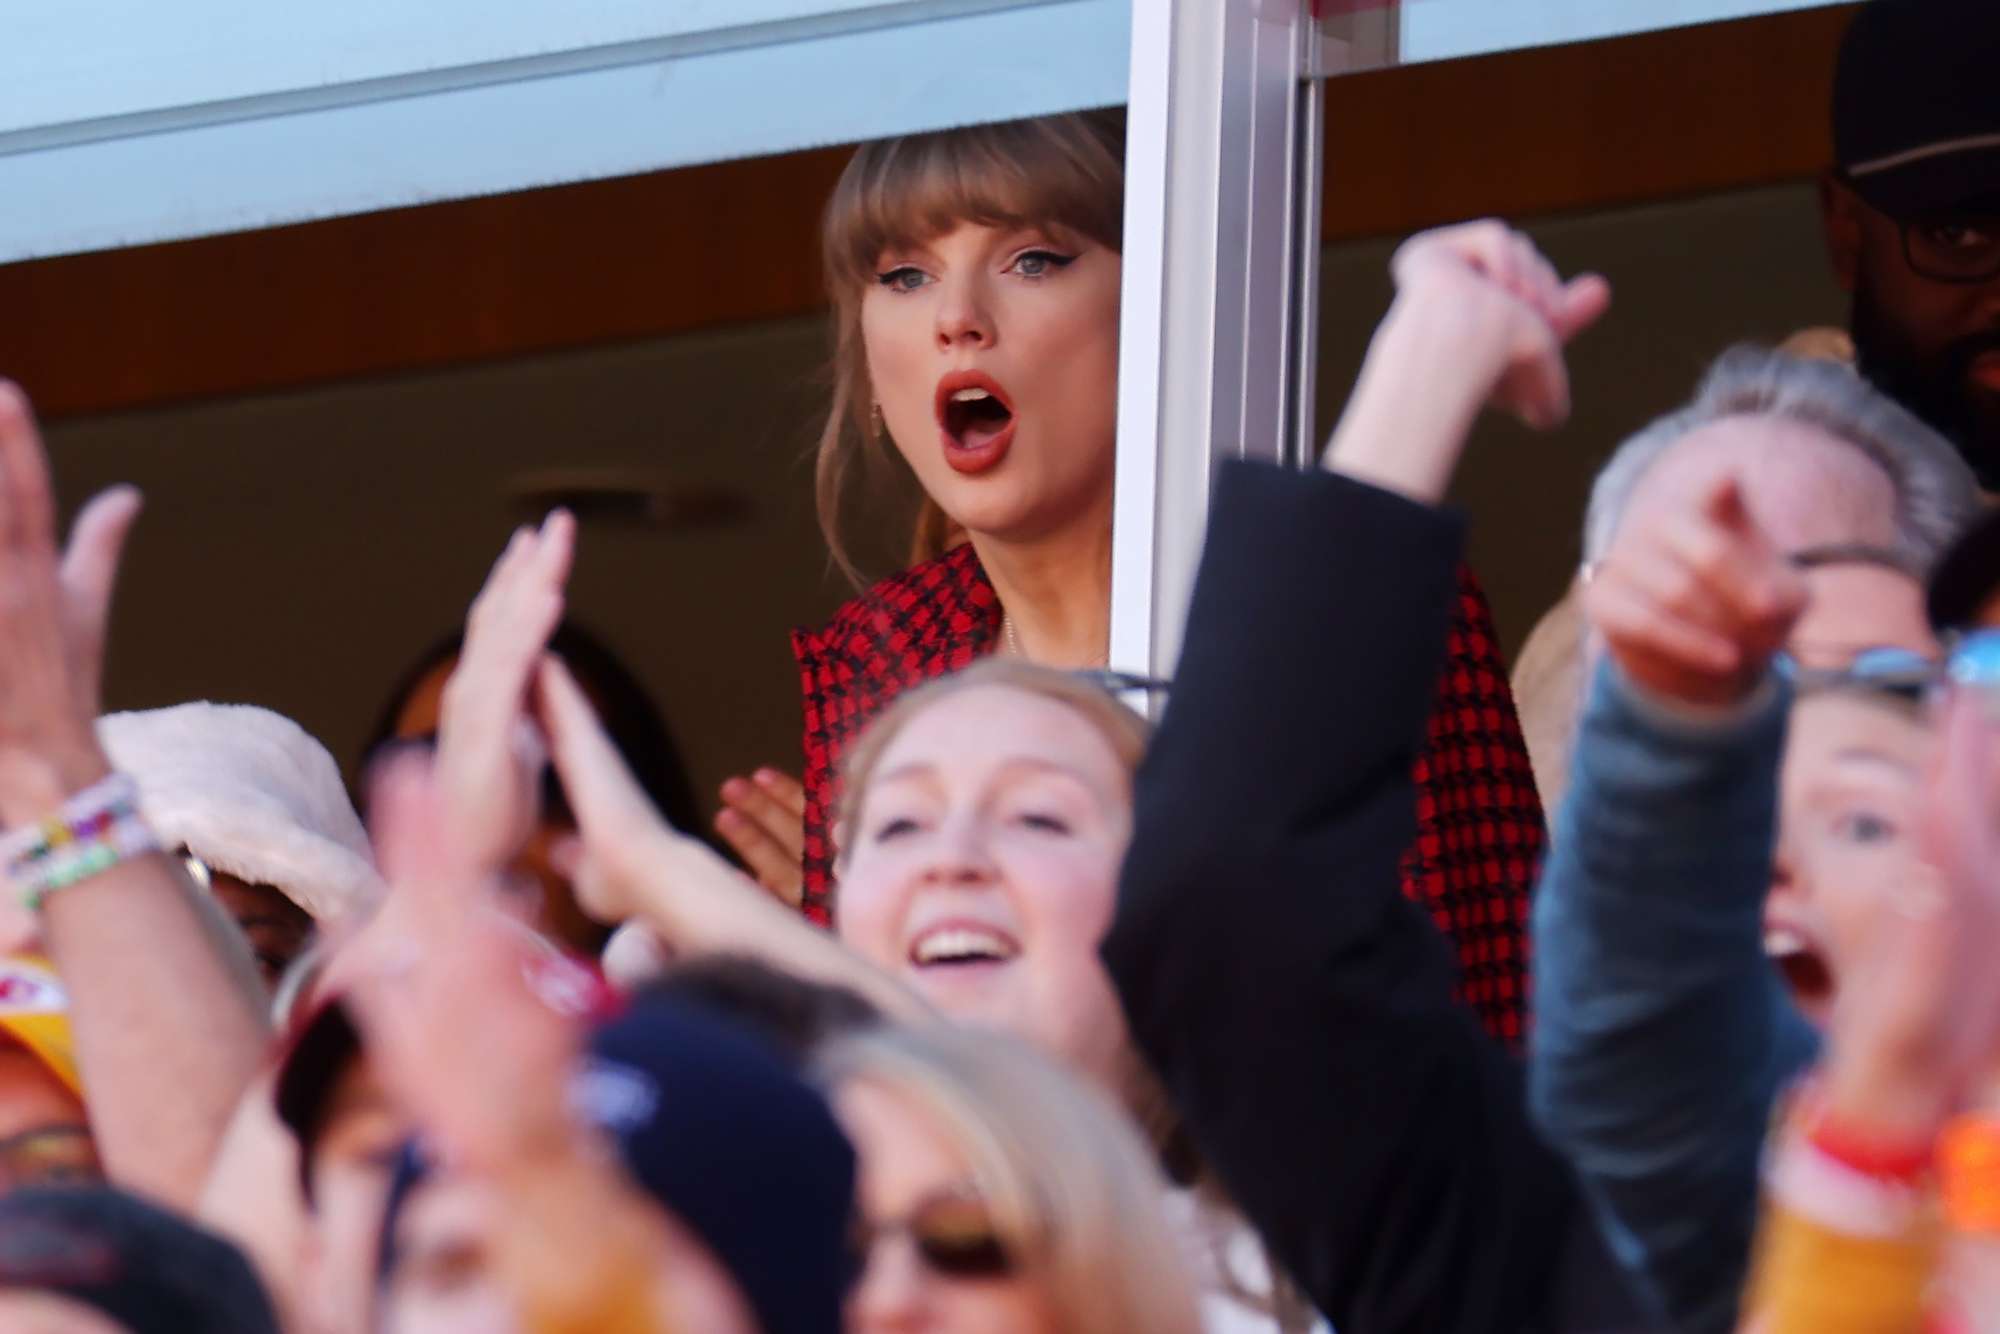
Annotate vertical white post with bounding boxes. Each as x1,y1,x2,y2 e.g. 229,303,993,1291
1110,0,1321,691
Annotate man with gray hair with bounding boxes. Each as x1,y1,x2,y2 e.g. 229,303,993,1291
1516,346,1975,809
1526,349,1976,1332
1581,347,1972,576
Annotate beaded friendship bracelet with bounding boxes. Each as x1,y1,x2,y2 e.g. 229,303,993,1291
0,774,163,910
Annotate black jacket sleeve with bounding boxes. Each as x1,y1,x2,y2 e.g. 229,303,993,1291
1101,462,1597,1334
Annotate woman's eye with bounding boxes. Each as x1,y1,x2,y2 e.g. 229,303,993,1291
876,266,929,292
1832,811,1900,845
873,817,920,842
1010,250,1075,279
1017,812,1071,835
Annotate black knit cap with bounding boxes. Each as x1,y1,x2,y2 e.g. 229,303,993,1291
0,1186,280,1334
1835,0,2000,218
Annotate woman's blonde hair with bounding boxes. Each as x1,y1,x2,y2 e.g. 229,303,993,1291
816,1024,1202,1334
813,110,1127,585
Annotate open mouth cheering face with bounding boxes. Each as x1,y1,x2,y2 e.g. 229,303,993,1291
859,222,1124,542
832,684,1137,1085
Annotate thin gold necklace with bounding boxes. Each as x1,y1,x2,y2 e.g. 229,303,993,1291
1001,614,1107,667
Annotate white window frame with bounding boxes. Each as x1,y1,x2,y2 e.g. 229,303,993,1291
1109,0,1850,689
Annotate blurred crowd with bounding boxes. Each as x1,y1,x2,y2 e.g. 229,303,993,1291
1,1,1998,1331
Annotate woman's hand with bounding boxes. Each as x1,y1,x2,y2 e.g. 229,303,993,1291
540,655,931,1021
1324,222,1610,505
715,770,806,907
1819,690,2000,1144
435,512,574,875
536,656,678,928
347,754,684,1334
344,750,591,1174
1584,471,1807,710
1388,221,1611,431
0,384,143,824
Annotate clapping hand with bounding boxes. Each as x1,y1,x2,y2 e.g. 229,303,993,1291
434,511,574,875
714,768,806,907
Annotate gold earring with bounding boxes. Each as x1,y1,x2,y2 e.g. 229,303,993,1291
870,401,884,440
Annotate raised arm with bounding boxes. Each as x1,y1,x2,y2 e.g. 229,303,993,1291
1529,471,1820,1332
536,657,927,1024
426,511,930,1025
0,383,268,1206
1103,224,1615,1333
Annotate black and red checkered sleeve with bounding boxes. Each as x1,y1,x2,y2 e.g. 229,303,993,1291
1401,565,1544,1047
792,545,1001,925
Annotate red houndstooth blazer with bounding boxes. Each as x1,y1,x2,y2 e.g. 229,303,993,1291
792,541,1543,1046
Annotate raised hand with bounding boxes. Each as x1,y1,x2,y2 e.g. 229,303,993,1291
435,511,574,874
535,655,673,927
538,655,929,1020
343,750,591,1173
1388,221,1612,431
0,383,144,823
1584,471,1807,709
1325,222,1610,505
715,769,806,907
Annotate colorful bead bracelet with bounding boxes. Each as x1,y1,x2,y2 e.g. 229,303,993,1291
0,774,162,910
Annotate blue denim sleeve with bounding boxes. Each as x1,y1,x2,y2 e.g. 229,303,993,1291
1528,658,1820,1334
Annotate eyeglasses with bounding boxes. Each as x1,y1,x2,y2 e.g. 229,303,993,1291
1778,632,2000,705
1074,669,1171,696
1833,172,2000,285
1779,644,1938,704
1901,214,2000,285
854,1186,1015,1281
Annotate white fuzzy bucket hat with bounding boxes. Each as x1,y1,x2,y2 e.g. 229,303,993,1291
96,703,383,923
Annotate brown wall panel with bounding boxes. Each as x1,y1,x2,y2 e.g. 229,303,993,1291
1322,6,1854,236
5,149,850,420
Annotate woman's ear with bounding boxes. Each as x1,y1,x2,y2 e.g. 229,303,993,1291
1818,171,1865,295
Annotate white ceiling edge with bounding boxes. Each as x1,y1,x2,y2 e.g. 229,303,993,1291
5,0,1016,137
1398,0,1847,65
0,0,1127,265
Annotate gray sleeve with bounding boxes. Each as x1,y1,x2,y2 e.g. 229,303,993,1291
1528,659,1820,1334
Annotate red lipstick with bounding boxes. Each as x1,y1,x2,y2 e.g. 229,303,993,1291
935,370,1017,475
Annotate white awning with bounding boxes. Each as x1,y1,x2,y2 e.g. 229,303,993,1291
0,0,1130,264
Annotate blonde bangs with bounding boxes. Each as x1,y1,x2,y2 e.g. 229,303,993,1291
821,109,1126,297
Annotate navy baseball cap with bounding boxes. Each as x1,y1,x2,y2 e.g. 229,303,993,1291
380,995,859,1334
1835,0,2000,218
